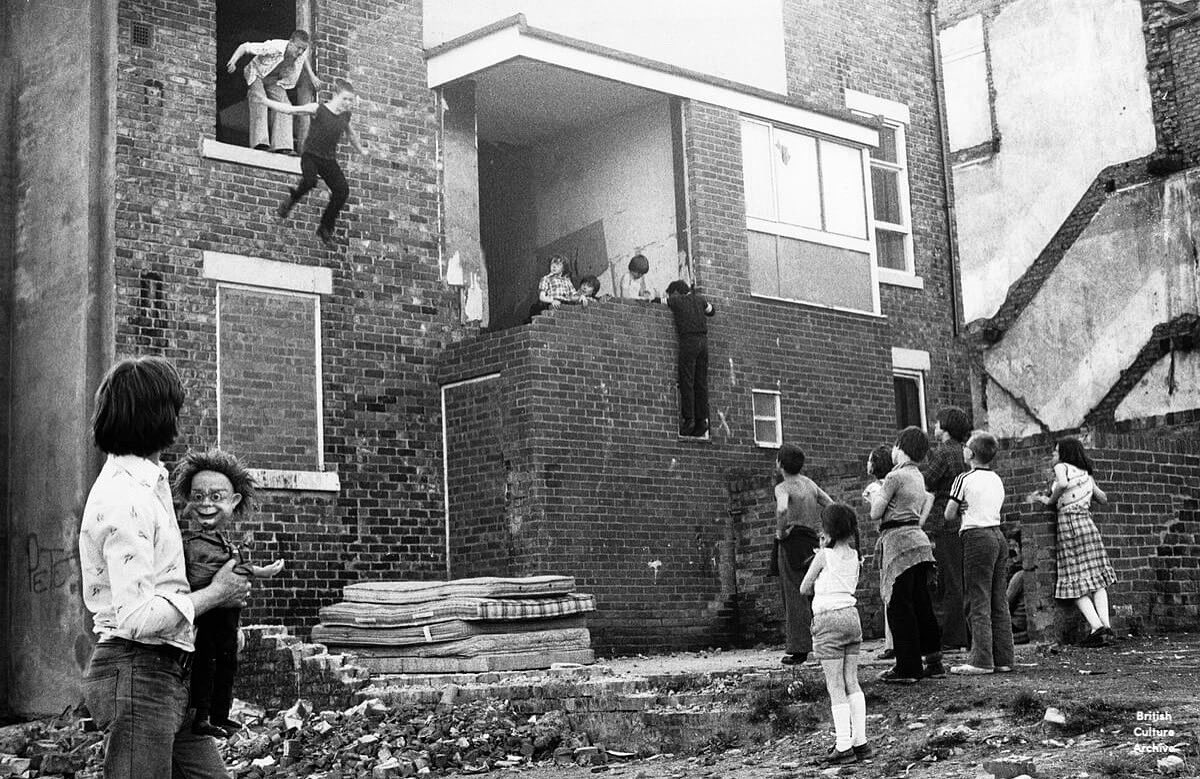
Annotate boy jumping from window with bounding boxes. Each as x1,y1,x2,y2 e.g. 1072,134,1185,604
259,78,365,247
226,29,321,153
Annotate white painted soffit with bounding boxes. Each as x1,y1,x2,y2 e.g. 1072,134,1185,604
425,14,879,147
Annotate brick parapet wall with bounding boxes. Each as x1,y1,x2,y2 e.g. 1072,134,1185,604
1168,13,1200,163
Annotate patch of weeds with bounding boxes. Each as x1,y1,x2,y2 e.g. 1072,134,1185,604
746,683,818,735
784,675,826,700
944,700,970,714
906,729,969,763
1005,688,1043,723
1090,752,1156,778
1061,699,1138,737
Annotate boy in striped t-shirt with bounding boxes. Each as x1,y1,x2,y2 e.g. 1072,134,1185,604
944,431,1014,675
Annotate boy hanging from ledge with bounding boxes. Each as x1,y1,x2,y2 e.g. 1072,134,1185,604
259,78,366,247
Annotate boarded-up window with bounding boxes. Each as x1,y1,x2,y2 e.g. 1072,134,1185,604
940,15,992,152
218,285,322,471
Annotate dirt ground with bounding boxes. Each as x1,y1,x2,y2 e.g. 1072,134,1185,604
512,634,1200,779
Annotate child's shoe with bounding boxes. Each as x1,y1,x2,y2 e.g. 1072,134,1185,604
316,226,336,247
192,715,228,739
780,652,807,666
923,659,948,678
876,647,896,660
876,668,919,684
1078,628,1106,648
851,742,873,759
213,717,243,738
823,747,857,765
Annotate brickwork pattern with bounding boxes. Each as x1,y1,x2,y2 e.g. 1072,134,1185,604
1168,13,1200,163
237,625,370,713
993,427,1200,643
114,0,461,631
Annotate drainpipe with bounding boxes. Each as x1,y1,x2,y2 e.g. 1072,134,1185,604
929,0,962,337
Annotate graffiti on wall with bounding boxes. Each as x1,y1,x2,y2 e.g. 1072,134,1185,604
26,533,77,594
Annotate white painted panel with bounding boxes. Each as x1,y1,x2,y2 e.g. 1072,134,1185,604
424,0,787,94
741,120,776,221
939,16,992,151
820,140,868,239
774,130,821,230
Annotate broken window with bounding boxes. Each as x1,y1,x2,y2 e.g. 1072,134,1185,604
893,369,927,430
752,390,782,447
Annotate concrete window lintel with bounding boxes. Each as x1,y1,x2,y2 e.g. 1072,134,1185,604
247,468,341,492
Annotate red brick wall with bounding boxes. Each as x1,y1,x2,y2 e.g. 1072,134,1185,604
114,0,459,634
992,426,1200,642
1169,16,1200,163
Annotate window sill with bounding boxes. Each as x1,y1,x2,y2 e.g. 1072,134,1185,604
755,440,781,449
878,269,924,289
202,139,302,174
749,293,886,319
248,468,341,492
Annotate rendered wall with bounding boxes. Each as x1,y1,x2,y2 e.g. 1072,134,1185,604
1116,351,1200,423
422,0,788,95
984,171,1200,437
946,0,1156,322
6,0,114,716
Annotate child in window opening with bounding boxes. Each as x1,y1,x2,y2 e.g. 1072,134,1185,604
226,29,321,153
618,254,659,301
800,504,870,765
861,445,895,661
944,431,1014,675
1031,437,1115,647
263,79,365,247
920,407,971,651
174,449,285,738
774,444,835,666
665,280,715,438
869,426,942,683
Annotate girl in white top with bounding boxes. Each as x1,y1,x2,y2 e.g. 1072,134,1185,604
800,504,869,765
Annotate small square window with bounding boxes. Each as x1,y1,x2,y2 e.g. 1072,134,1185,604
752,390,782,447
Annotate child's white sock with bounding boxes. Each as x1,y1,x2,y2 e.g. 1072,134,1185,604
831,703,852,752
849,691,867,746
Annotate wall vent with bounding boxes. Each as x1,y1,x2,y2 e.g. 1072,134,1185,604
131,21,153,47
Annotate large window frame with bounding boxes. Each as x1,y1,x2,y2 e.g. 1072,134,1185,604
741,116,881,316
751,390,783,448
845,89,920,289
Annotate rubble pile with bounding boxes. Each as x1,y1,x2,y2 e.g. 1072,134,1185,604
312,576,596,674
1,695,610,779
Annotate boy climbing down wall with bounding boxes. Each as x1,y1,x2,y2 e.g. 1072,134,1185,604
260,78,366,247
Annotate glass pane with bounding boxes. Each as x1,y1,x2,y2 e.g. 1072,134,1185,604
818,140,867,238
876,229,908,271
872,126,898,163
755,419,779,445
777,236,874,312
741,121,775,220
752,392,777,417
894,376,922,429
773,129,821,229
747,230,780,297
871,166,902,225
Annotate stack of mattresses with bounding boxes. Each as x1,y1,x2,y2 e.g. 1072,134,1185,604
312,575,596,673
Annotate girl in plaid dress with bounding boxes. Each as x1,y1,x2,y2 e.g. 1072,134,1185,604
1034,437,1115,647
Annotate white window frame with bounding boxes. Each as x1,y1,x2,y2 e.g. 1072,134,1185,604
203,251,340,492
751,389,783,448
741,116,881,316
891,347,930,431
845,89,920,288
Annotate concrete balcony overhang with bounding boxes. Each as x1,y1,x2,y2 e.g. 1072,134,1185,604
425,14,879,147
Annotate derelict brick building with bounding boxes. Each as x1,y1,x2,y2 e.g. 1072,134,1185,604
0,0,969,715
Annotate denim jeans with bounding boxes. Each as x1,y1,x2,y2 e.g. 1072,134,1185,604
961,526,1015,669
82,642,230,779
247,78,294,151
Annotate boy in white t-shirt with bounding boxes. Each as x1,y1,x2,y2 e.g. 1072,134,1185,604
944,431,1014,675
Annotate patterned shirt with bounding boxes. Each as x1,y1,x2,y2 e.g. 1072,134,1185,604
241,39,309,89
539,272,577,302
79,455,196,650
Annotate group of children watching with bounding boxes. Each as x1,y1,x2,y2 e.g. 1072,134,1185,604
773,413,1117,764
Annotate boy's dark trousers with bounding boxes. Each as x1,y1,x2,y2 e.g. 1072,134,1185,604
777,527,819,655
191,607,241,723
887,562,942,678
677,333,709,433
289,153,349,232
